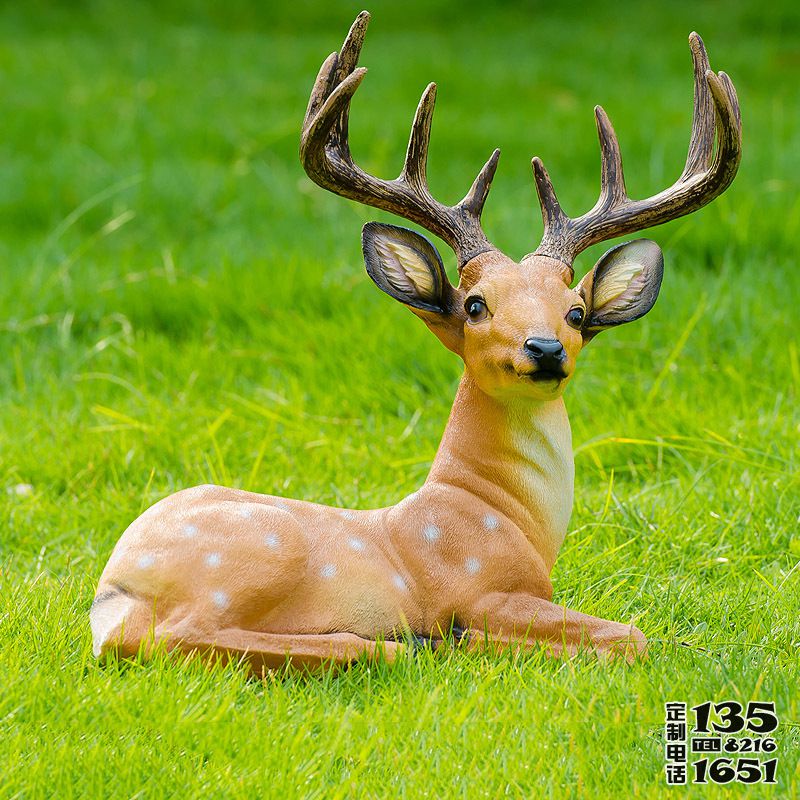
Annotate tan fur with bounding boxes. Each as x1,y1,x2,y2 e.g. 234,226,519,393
91,252,647,674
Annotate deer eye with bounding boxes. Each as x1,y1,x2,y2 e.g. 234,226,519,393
566,307,585,329
465,297,488,323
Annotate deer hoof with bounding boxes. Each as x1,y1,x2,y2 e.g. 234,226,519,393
597,624,648,664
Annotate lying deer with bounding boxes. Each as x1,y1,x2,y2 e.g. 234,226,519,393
91,11,741,673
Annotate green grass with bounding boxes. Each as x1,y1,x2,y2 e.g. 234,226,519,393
1,0,798,796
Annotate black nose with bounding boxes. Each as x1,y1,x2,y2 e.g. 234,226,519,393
524,338,566,371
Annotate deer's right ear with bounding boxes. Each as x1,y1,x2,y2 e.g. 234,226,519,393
362,223,455,314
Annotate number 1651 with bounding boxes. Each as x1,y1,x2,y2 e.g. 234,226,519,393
694,758,777,784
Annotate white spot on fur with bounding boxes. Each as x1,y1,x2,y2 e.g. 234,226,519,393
183,523,198,538
264,533,279,548
339,510,356,520
206,553,221,568
320,563,337,578
211,590,229,609
348,537,365,552
393,574,407,591
483,514,499,531
137,554,155,569
239,507,253,519
274,500,289,511
423,523,440,542
465,557,481,574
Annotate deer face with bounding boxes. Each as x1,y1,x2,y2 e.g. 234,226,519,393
458,251,583,400
362,223,664,400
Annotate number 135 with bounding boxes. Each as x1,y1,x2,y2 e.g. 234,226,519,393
691,701,778,734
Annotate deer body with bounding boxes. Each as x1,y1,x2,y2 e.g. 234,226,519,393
93,371,572,660
92,12,741,673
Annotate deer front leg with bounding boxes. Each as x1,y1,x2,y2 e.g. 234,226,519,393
460,592,647,663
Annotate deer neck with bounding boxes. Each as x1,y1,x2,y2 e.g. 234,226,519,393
424,371,574,571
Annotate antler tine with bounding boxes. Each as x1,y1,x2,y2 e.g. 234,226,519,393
531,157,569,258
335,10,371,83
532,33,742,268
594,106,627,207
302,12,370,136
300,12,499,268
706,69,741,178
303,51,338,133
682,32,716,178
401,83,437,193
462,148,502,217
719,71,742,129
301,67,368,155
329,10,371,156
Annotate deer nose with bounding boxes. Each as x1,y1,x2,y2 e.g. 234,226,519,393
523,338,566,371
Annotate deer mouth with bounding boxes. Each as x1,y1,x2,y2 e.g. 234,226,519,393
521,369,567,383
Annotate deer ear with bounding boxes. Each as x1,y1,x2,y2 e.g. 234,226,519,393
577,239,664,333
362,222,455,314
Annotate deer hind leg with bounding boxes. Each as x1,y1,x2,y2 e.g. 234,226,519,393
91,591,402,675
155,627,404,676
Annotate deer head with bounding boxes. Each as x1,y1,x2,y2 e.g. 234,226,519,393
301,11,741,401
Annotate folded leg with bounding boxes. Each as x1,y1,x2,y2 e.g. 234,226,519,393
156,627,404,676
461,592,647,663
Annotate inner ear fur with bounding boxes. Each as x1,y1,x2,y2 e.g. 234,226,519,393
362,222,458,313
578,239,664,332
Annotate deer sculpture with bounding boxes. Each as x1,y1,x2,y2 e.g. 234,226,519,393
91,11,741,674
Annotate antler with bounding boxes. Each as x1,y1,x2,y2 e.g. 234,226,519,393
532,33,742,268
300,11,500,268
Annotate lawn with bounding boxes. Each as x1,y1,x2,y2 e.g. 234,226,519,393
0,0,798,796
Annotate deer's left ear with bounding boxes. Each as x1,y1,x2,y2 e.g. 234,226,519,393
577,239,664,334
